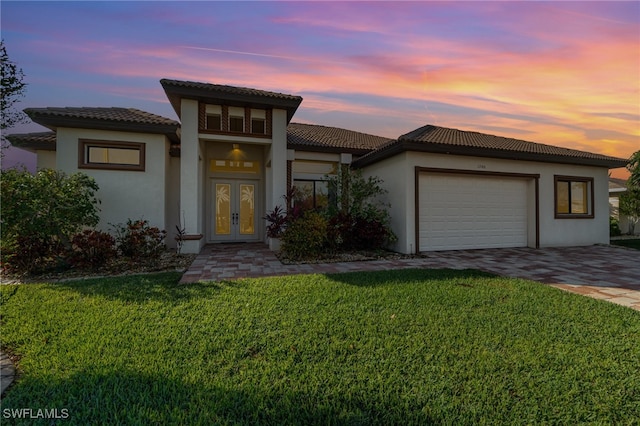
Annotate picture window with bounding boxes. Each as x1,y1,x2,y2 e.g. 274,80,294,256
79,140,145,171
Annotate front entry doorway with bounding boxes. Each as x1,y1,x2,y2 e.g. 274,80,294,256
211,180,259,241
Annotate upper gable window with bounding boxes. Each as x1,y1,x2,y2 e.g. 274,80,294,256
251,109,266,134
229,107,244,133
206,105,222,131
79,140,145,171
554,175,593,218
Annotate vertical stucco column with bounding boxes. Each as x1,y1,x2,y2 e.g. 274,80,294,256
180,98,203,253
268,109,288,250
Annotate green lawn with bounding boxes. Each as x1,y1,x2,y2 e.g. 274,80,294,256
1,269,639,425
611,238,640,250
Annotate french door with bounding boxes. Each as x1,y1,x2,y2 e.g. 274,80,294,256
212,180,259,241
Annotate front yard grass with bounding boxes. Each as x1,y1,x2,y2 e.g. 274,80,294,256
1,269,639,425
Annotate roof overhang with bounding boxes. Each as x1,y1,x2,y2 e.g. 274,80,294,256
24,109,180,144
161,79,303,124
6,132,57,152
353,140,629,169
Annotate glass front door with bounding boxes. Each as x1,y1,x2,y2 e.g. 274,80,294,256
212,180,258,241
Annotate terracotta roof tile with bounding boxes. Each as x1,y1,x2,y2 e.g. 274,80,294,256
353,124,628,169
287,123,392,153
5,131,57,151
161,79,303,102
24,107,178,127
399,125,626,162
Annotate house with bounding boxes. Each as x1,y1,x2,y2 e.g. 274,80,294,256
7,78,628,254
609,178,639,235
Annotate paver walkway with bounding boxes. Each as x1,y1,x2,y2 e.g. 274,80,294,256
0,351,16,400
181,244,640,310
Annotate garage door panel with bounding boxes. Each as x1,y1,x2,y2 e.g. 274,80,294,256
419,174,528,251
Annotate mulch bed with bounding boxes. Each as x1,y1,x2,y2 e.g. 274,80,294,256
277,249,420,265
1,252,197,284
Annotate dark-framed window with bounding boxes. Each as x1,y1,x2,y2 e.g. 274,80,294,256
293,180,335,210
79,139,145,171
206,113,221,130
251,117,265,134
554,175,594,218
229,115,244,132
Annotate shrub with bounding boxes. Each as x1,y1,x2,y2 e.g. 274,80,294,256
351,217,393,250
112,219,167,262
0,168,100,243
281,212,328,260
0,168,100,274
326,169,395,250
68,230,116,270
610,217,622,237
1,235,65,275
326,212,354,252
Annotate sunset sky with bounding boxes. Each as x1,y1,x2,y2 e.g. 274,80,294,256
2,1,638,177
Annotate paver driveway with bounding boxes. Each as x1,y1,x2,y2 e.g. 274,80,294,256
181,244,640,310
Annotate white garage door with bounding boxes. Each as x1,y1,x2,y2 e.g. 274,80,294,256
418,174,528,251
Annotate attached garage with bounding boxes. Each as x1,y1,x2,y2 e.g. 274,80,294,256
416,168,539,252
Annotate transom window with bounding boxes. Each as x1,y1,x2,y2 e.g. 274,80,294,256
554,176,593,218
79,140,145,171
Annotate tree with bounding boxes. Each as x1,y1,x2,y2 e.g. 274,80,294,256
1,39,28,157
627,150,640,189
619,186,640,235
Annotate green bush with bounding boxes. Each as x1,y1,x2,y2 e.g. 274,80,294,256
281,212,328,260
610,216,622,237
0,168,100,274
112,219,167,262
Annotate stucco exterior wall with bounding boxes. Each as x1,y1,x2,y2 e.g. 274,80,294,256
359,152,413,253
165,156,181,249
362,152,612,254
55,127,169,235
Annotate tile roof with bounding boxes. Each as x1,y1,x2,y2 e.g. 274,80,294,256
160,79,303,102
160,79,303,123
5,131,57,151
287,123,393,153
25,107,179,128
609,177,628,191
354,124,628,169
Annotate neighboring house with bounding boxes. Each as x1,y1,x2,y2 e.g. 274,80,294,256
609,178,639,235
8,78,628,254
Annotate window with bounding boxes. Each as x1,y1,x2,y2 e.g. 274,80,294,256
251,109,266,134
229,106,244,132
251,118,265,134
293,180,335,210
554,176,593,218
207,114,221,130
205,105,222,131
79,140,145,171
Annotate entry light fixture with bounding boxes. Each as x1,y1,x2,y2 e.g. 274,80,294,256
233,144,240,150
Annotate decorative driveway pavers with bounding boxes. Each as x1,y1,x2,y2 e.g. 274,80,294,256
180,244,640,311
